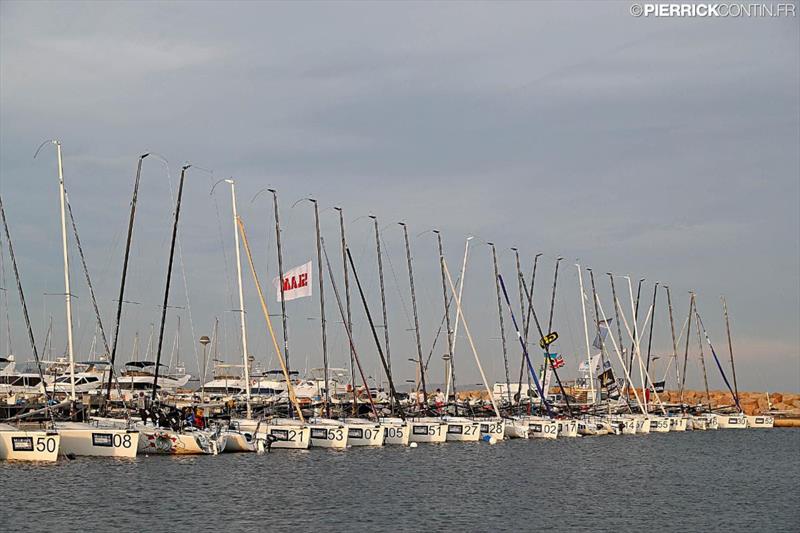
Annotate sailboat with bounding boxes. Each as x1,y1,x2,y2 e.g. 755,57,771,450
26,141,139,458
0,423,61,462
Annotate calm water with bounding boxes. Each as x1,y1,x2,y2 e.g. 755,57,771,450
2,429,798,532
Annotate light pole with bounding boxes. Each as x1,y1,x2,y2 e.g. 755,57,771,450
199,335,211,399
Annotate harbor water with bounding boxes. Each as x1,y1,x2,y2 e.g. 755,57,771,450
2,429,798,532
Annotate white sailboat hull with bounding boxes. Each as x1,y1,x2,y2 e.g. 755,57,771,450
669,416,688,432
556,419,578,438
479,419,506,441
308,422,348,449
746,415,774,428
138,426,222,455
633,417,651,434
444,418,481,442
380,419,411,446
408,420,447,443
689,416,707,430
650,417,671,433
220,430,257,453
504,419,530,439
56,423,138,458
612,417,637,435
0,425,60,462
346,422,385,446
524,417,558,439
715,414,747,429
259,424,311,449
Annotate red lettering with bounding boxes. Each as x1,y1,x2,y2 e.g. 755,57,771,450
299,273,307,287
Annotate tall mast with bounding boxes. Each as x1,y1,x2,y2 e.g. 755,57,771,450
498,274,553,417
628,278,645,375
445,237,471,404
226,179,251,419
664,286,680,392
576,263,595,405
106,153,149,400
607,273,625,363
269,189,291,375
369,216,392,375
588,269,614,413
0,194,53,408
335,207,355,402
321,238,379,419
152,164,191,400
625,276,648,412
694,304,712,412
399,222,426,405
237,217,305,421
679,292,695,406
310,199,331,417
645,282,659,373
721,296,740,406
433,231,455,407
514,250,540,411
489,243,512,406
520,257,573,416
48,141,77,402
539,257,562,407
347,247,405,419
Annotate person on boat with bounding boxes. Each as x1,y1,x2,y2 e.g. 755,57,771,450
434,388,445,412
193,407,206,429
183,406,195,428
137,392,149,424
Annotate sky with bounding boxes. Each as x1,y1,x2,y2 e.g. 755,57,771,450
0,1,797,393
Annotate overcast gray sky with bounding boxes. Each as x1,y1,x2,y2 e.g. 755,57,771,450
1,1,798,393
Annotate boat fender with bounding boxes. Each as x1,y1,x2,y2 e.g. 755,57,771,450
409,442,418,448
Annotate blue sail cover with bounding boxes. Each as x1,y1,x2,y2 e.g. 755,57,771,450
498,274,554,418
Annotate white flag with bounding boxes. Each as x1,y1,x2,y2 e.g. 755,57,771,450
578,353,602,374
274,261,313,302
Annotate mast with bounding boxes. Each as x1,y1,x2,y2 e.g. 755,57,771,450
539,257,562,408
226,179,251,418
628,278,645,376
721,296,740,406
268,189,291,375
588,269,616,413
347,247,405,419
369,216,392,375
664,286,681,393
237,217,304,421
625,276,648,412
576,263,595,405
335,207,355,409
106,153,149,400
513,250,540,411
152,164,191,400
645,282,659,373
679,292,695,406
310,199,331,418
0,194,53,408
498,274,553,417
519,258,573,417
321,238,379,419
695,305,712,412
489,243,512,406
433,230,456,407
607,273,625,363
445,237,471,404
49,141,77,403
399,222,427,405
441,258,501,418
